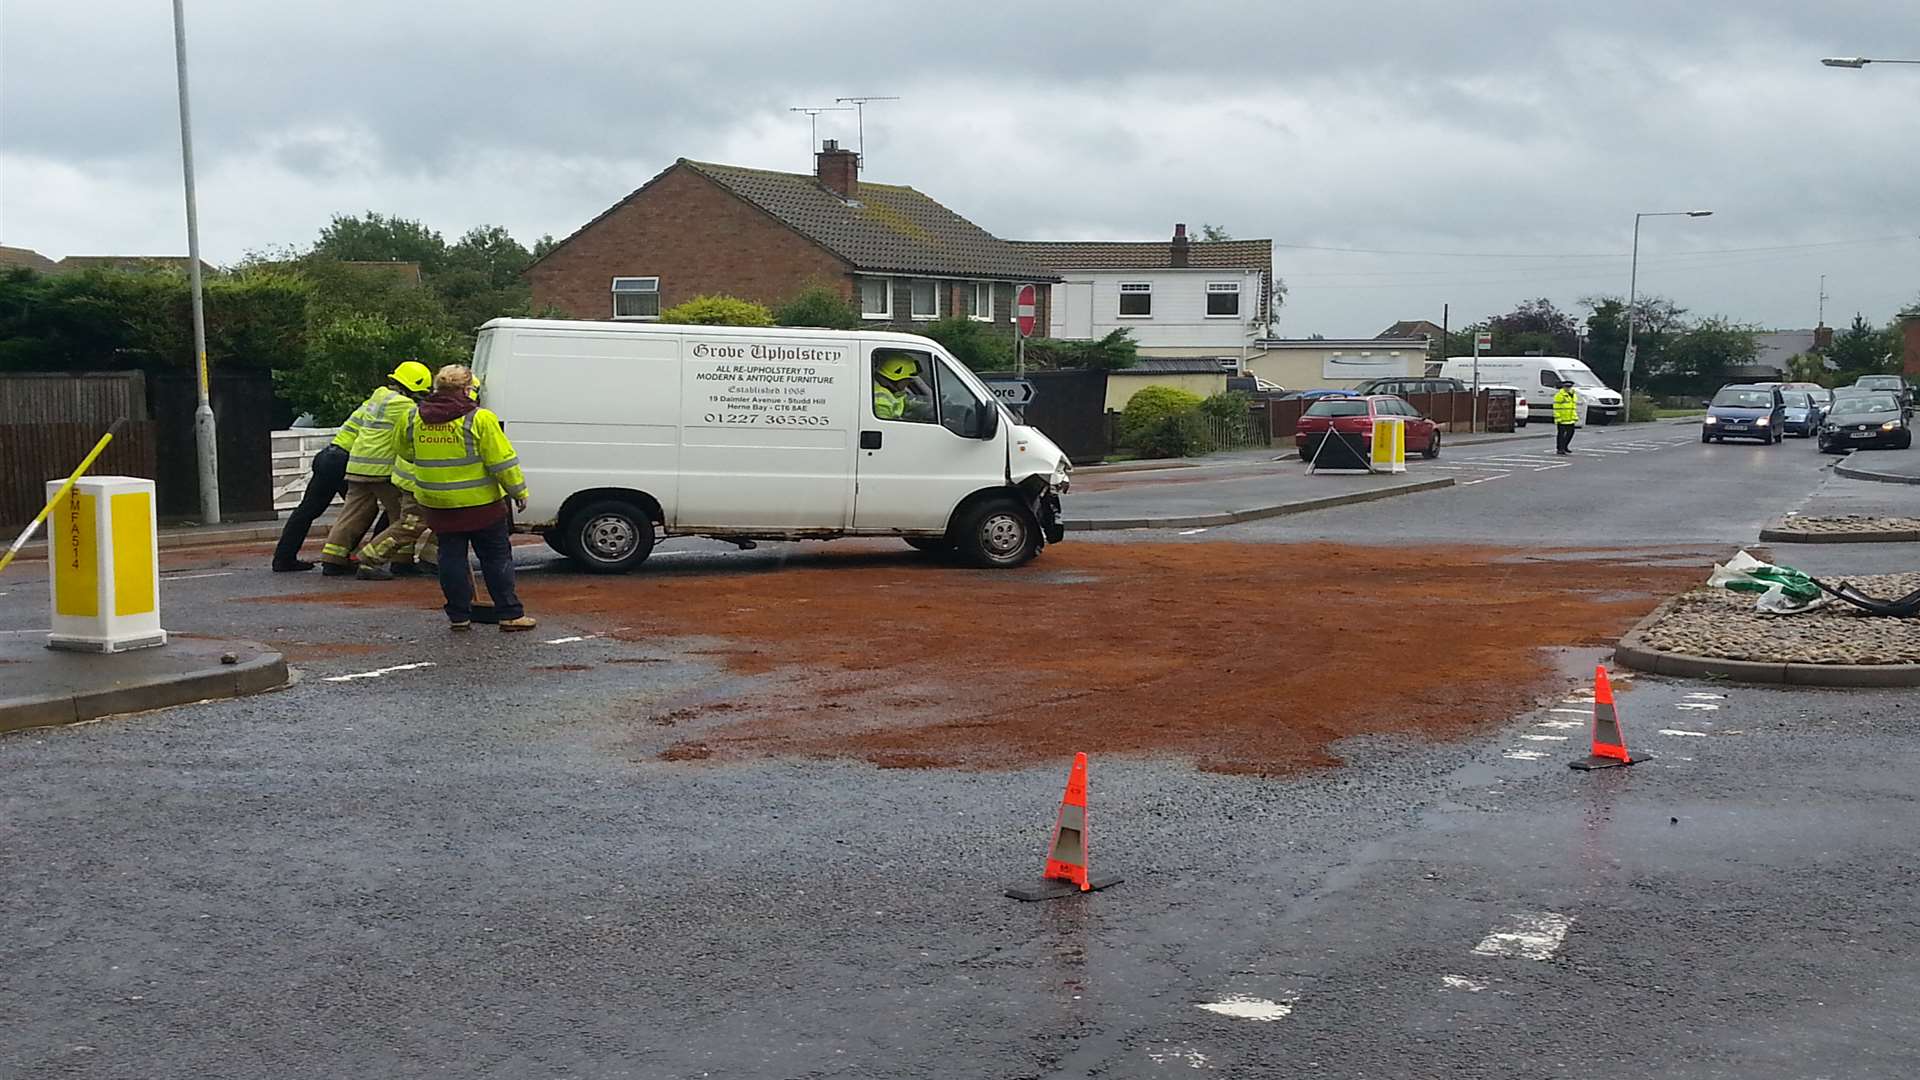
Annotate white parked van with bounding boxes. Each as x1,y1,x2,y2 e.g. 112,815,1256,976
1438,356,1623,425
471,318,1071,571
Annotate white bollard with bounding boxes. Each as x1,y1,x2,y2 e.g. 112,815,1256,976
45,476,167,653
1370,416,1407,473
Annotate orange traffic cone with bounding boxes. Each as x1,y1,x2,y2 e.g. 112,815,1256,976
1569,665,1648,770
1005,753,1123,901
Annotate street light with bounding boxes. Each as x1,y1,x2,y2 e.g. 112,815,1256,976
1622,210,1713,423
1821,56,1920,68
172,0,220,523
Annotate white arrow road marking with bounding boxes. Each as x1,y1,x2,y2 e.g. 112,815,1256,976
1196,994,1297,1022
1472,912,1573,961
1659,729,1710,737
1536,720,1582,729
324,662,436,683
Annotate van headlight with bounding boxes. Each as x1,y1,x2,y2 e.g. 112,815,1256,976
1050,461,1071,491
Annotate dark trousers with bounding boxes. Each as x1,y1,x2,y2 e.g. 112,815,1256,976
1556,423,1576,453
437,515,523,623
273,444,348,567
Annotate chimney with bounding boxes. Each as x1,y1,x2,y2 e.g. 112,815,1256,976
1813,324,1834,351
1170,223,1189,268
815,139,859,201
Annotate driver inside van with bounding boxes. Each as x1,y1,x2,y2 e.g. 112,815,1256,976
873,351,935,421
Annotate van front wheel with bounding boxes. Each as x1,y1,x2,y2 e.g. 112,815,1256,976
563,499,655,573
954,499,1040,569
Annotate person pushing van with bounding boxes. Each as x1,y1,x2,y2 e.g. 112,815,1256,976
316,361,433,574
1553,379,1580,454
396,364,534,632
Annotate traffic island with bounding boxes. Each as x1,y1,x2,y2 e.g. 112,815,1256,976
1758,514,1920,544
1614,573,1920,687
0,630,289,734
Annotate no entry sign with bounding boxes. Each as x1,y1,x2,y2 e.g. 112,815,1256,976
1015,284,1038,338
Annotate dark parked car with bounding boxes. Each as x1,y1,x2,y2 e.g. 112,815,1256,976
1295,395,1441,461
1702,384,1785,443
1818,391,1913,453
1851,374,1913,408
1352,376,1468,397
1779,389,1825,437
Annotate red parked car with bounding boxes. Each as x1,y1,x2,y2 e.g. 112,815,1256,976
1295,395,1441,461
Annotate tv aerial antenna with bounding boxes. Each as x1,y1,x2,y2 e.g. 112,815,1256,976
788,105,854,156
834,95,901,164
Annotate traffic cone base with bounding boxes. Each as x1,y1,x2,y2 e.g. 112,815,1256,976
1568,665,1648,770
1006,753,1123,902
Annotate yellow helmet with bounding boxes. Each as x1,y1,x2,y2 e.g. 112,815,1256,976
876,353,919,382
391,360,433,393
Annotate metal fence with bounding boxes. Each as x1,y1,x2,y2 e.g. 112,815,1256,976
272,428,340,510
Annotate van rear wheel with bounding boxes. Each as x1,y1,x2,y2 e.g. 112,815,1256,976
563,499,655,573
954,499,1040,569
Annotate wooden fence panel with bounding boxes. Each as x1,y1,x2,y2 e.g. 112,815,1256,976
0,421,159,529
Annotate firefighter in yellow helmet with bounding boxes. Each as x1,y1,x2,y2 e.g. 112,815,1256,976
318,360,432,575
873,351,934,421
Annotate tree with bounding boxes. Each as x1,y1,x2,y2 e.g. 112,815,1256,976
1581,294,1686,390
1022,328,1139,371
275,311,464,424
312,212,448,272
921,316,1013,371
1654,317,1759,398
1197,224,1232,242
531,234,561,261
657,295,775,326
1486,298,1581,358
1825,314,1900,378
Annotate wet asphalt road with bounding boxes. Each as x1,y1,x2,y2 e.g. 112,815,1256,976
2,423,1918,1078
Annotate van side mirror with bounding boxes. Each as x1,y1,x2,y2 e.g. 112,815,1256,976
972,401,1001,440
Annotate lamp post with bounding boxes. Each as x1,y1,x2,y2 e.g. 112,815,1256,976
172,0,220,523
1821,56,1920,68
1623,210,1712,422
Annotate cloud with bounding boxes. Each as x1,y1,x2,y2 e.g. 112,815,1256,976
4,0,1918,333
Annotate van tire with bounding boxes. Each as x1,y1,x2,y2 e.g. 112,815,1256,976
954,499,1040,569
541,530,577,560
562,499,655,573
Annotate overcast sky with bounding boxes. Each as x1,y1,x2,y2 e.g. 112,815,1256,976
4,1,1917,337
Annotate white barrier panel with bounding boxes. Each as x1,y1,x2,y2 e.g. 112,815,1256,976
1370,416,1407,473
46,476,167,653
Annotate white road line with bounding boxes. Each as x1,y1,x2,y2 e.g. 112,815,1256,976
541,635,596,645
1178,528,1209,536
1549,707,1588,715
1685,692,1726,700
1659,729,1710,737
1674,702,1720,711
1440,975,1488,993
1502,749,1549,761
1196,994,1297,1022
1574,447,1634,455
1472,912,1573,961
1535,720,1582,729
1459,475,1507,486
160,572,234,582
323,661,437,683
1519,734,1568,741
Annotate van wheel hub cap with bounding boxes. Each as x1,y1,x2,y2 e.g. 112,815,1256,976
982,514,1025,557
585,516,638,560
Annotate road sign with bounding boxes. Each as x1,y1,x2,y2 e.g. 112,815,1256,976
984,379,1036,406
1474,331,1492,354
1015,284,1038,338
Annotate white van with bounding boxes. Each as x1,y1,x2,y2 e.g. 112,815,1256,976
1438,356,1623,425
471,318,1071,571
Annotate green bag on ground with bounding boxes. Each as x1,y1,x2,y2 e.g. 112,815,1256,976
1707,550,1825,614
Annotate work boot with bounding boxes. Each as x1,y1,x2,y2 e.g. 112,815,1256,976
497,616,538,633
273,560,315,573
356,564,395,581
320,562,355,577
449,620,472,632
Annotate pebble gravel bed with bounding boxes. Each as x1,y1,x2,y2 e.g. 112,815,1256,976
1640,572,1920,665
1767,514,1920,538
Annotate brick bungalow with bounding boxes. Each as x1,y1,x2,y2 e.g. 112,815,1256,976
527,140,1057,334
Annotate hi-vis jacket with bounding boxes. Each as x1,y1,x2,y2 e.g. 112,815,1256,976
341,386,417,479
1553,387,1580,425
395,408,528,510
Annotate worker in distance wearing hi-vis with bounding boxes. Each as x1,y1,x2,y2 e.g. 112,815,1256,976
317,360,433,575
1553,379,1581,455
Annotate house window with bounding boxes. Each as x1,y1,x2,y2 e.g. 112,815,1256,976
966,282,994,322
859,276,893,320
909,279,938,320
1118,282,1152,317
1206,281,1241,317
611,277,660,320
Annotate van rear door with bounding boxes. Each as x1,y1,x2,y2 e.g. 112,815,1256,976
854,343,1005,532
676,334,855,529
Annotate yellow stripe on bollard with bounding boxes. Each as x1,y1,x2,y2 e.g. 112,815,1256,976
111,491,157,616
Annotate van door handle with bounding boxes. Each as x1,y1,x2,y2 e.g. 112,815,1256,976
860,431,882,450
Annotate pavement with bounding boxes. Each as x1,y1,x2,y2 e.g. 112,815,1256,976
0,628,287,733
4,416,1920,1079
1834,447,1920,485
